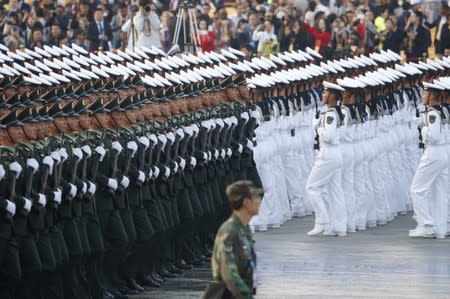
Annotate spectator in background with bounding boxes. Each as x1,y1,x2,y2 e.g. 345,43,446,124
232,19,252,49
292,19,314,50
278,16,294,51
425,3,449,57
381,17,403,54
29,27,44,49
230,2,247,26
374,6,389,32
305,17,332,54
197,19,215,52
87,7,112,51
404,11,429,61
110,3,129,49
3,24,23,48
23,12,37,47
252,20,278,56
332,16,349,57
214,8,234,50
198,4,213,25
48,23,63,46
160,11,173,53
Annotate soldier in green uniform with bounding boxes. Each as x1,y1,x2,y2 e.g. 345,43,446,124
208,180,262,299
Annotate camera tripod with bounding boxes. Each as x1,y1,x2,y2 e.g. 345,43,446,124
168,0,201,55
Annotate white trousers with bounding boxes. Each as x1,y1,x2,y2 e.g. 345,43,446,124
306,146,347,233
410,145,449,236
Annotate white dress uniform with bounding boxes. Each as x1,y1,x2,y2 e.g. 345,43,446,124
306,82,347,236
410,83,449,238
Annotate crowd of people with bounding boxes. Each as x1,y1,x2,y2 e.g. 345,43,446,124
1,0,449,60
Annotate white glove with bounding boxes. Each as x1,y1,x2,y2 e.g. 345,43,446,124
214,149,219,160
138,171,145,183
9,162,22,178
191,124,200,134
138,136,149,149
224,117,232,126
202,152,208,161
59,148,68,161
0,165,5,181
81,145,92,157
26,158,39,174
120,176,130,189
50,151,61,163
246,139,253,150
23,197,32,212
108,178,118,190
220,149,226,159
183,126,193,137
43,156,54,174
201,120,211,130
148,134,157,144
127,141,138,157
81,182,87,194
152,166,160,179
69,183,77,198
53,189,62,204
95,146,106,161
6,200,15,216
164,166,170,178
88,181,96,195
250,110,259,119
148,168,153,179
172,162,178,174
226,148,232,158
111,141,123,153
38,193,47,206
72,148,83,161
238,144,243,154
179,158,186,170
207,151,212,161
215,119,225,128
158,135,167,149
176,128,184,138
209,120,217,129
190,157,197,168
241,112,249,122
166,132,175,143
230,116,238,125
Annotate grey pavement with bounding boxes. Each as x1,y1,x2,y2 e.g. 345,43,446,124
134,214,450,299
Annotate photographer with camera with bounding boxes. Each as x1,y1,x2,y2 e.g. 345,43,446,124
121,0,161,50
252,19,278,57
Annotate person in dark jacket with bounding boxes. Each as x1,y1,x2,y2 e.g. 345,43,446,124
381,17,404,54
86,7,112,51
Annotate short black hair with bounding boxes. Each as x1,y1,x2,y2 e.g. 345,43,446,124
226,180,263,210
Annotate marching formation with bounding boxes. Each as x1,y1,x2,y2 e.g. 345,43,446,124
0,40,449,299
242,50,450,238
0,43,265,299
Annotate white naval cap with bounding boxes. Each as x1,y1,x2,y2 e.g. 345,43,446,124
61,45,78,56
62,57,81,69
2,63,20,76
23,75,42,85
62,69,81,81
433,78,450,90
422,81,445,91
24,48,42,59
13,62,32,75
124,48,142,60
32,73,52,86
305,47,322,59
24,62,42,74
337,77,366,89
71,43,89,55
0,65,15,76
323,80,345,92
34,47,51,58
7,51,25,61
91,65,110,78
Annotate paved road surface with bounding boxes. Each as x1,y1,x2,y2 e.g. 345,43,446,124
135,214,450,299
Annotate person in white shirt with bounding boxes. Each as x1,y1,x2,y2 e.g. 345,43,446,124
121,0,161,50
252,20,277,54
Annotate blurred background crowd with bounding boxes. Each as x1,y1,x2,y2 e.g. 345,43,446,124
0,0,449,62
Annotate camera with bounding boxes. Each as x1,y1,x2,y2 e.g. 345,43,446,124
144,5,151,12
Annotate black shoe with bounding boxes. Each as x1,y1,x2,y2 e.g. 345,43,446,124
109,289,128,299
118,286,138,295
187,258,204,266
127,278,145,293
175,259,193,270
149,272,164,284
139,275,162,288
103,291,115,299
159,269,177,278
166,264,183,274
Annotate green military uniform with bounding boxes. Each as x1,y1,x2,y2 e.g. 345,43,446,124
212,214,257,299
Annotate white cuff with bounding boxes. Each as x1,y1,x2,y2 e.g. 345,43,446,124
9,162,22,178
95,146,106,161
26,158,39,173
23,197,32,212
111,141,123,153
81,145,92,157
6,200,15,216
38,193,47,206
120,176,130,189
